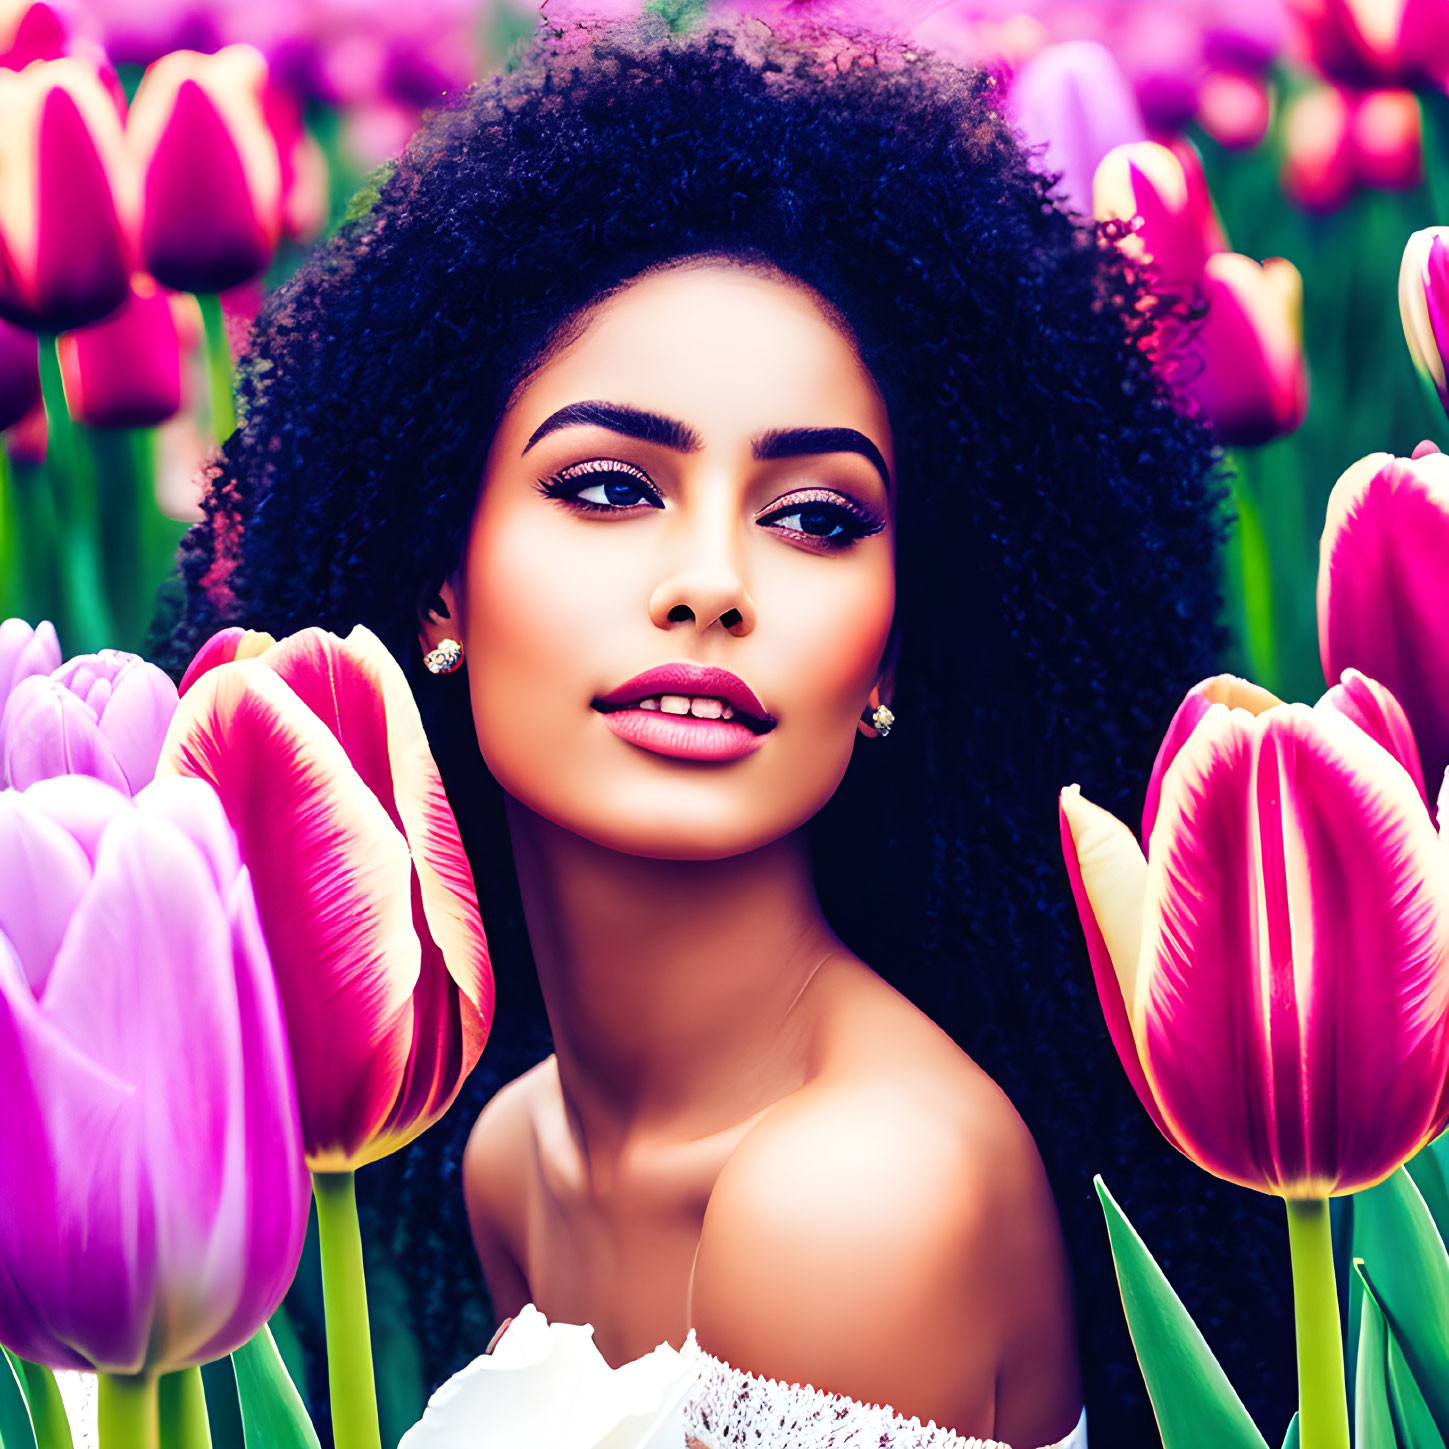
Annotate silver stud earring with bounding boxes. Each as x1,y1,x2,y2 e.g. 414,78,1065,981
863,704,894,738
423,639,464,675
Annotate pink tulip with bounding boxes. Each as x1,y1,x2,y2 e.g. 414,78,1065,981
57,271,180,428
0,616,60,710
1195,67,1272,150
1350,88,1421,190
1160,251,1308,446
1093,139,1226,292
0,773,310,1372
158,625,494,1170
1060,672,1449,1197
1319,448,1449,814
0,647,179,793
1400,227,1449,416
0,57,135,332
1285,0,1449,88
1282,84,1355,212
1007,40,1149,219
0,318,39,430
128,45,283,294
0,2,68,69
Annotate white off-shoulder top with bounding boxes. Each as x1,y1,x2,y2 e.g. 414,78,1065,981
399,1303,1089,1449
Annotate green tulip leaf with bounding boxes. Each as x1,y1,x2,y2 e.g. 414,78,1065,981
231,1325,320,1449
1353,1168,1449,1433
1282,1412,1299,1449
9,1360,71,1449
0,1352,37,1449
1406,1134,1449,1255
1357,1261,1399,1449
1095,1176,1270,1449
1358,1261,1448,1449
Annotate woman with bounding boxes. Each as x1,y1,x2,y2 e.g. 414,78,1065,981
156,9,1294,1444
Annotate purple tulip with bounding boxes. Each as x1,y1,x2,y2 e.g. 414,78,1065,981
0,648,178,793
0,320,39,432
0,773,310,1372
0,617,60,715
1007,40,1149,220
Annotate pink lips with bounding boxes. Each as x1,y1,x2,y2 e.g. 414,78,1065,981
592,663,775,763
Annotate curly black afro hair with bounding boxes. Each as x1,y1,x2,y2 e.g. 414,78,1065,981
153,11,1295,1445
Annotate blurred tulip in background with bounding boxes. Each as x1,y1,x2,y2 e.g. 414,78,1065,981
0,1,69,68
1284,0,1449,89
0,318,40,431
128,44,283,295
0,643,179,792
1400,225,1449,414
57,271,182,428
1318,448,1449,815
0,56,134,333
0,774,310,1378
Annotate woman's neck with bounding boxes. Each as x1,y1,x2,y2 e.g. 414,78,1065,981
504,793,840,1177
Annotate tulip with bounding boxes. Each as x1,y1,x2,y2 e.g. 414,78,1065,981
0,774,310,1404
0,319,39,431
1318,448,1449,812
1093,139,1227,293
0,2,69,70
0,57,134,332
1282,84,1355,212
55,271,180,429
1008,40,1149,219
1400,227,1449,416
1195,67,1272,150
127,44,284,296
0,647,179,793
0,615,59,708
160,623,492,1166
1160,251,1308,446
1350,87,1422,189
1060,671,1449,1449
1285,0,1449,89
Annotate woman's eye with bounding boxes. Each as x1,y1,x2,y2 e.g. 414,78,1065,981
758,497,884,550
534,463,664,512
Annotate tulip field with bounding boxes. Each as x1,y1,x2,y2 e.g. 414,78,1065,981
4,1,1449,1449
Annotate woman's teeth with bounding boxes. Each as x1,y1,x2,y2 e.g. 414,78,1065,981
637,695,735,720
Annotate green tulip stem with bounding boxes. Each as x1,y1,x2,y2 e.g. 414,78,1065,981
157,1366,211,1449
313,1170,382,1449
1419,90,1449,231
1285,1198,1350,1449
98,1371,159,1449
196,293,236,444
35,332,112,653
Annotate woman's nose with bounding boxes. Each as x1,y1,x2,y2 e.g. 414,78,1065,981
646,508,757,637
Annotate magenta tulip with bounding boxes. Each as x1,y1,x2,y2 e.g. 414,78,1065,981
0,647,179,793
0,3,69,70
0,617,60,710
0,773,310,1373
1319,448,1449,813
1400,228,1449,416
1061,671,1449,1198
0,57,134,333
128,45,284,294
1007,40,1149,220
1286,0,1449,89
57,271,180,428
158,625,494,1170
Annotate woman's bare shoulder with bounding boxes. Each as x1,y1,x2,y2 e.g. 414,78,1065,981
689,960,1081,1444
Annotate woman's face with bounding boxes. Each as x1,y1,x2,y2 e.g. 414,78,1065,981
434,260,896,860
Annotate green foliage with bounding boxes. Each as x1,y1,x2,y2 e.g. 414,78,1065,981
0,1352,37,1449
1095,1177,1269,1449
232,1326,321,1449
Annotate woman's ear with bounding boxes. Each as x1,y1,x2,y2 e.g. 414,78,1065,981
856,631,898,739
417,578,462,655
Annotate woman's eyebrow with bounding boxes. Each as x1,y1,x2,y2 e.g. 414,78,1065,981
523,402,892,490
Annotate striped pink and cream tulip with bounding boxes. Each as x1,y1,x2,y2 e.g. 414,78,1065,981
1400,228,1449,416
1319,447,1449,815
1060,671,1449,1199
158,624,494,1171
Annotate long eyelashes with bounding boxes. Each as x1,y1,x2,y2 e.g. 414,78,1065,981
534,462,886,551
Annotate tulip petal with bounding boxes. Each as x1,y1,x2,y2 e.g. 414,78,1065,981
1143,675,1281,845
1318,667,1428,807
0,790,93,995
0,617,60,707
15,773,130,864
156,659,418,1164
0,935,147,1372
132,774,242,896
1318,450,1449,815
0,676,128,792
177,627,275,699
1059,786,1183,1150
1140,702,1449,1195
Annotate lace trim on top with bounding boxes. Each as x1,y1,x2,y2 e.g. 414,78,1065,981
675,1331,1087,1449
